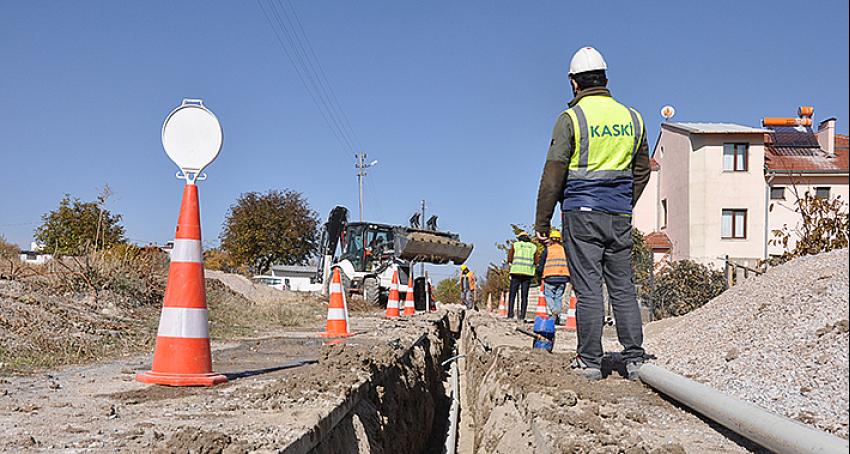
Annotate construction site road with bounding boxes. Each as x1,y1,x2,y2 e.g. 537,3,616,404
0,304,794,453
0,312,453,453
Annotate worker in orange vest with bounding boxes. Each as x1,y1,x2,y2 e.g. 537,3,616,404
459,264,476,310
537,229,571,325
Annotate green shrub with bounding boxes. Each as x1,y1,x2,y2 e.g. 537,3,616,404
434,275,461,305
651,260,726,319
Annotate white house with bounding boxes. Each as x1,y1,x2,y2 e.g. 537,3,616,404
633,108,848,269
255,265,322,292
19,242,52,265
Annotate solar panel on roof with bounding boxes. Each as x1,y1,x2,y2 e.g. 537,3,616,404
769,126,820,147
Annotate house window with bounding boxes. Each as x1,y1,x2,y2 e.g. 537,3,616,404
770,187,785,200
815,187,831,199
721,209,747,239
661,199,668,228
723,143,748,171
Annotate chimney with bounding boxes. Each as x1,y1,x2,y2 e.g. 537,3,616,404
817,117,836,156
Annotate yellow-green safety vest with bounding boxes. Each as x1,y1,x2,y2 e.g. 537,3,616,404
510,241,536,276
564,96,644,181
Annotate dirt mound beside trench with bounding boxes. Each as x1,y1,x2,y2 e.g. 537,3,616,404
646,248,849,438
460,313,753,453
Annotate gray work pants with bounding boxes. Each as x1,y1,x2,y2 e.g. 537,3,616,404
461,289,474,310
563,210,644,369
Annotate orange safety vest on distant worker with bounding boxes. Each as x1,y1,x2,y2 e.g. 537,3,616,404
542,243,570,278
460,271,476,291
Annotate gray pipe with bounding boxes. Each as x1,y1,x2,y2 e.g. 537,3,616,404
639,364,849,454
444,357,460,454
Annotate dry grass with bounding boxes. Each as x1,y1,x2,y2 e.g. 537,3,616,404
205,279,326,338
0,253,331,374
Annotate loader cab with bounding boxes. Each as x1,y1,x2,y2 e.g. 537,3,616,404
341,223,395,273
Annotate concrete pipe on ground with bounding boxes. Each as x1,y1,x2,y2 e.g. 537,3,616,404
638,364,849,454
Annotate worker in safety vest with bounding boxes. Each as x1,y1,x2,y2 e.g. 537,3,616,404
459,264,476,310
506,230,537,321
534,47,651,381
536,229,571,325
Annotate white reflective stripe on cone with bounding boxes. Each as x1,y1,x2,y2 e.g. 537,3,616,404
327,308,347,320
330,282,343,293
157,307,209,338
170,239,203,263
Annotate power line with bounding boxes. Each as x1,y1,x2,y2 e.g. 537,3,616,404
258,0,362,154
281,0,362,151
255,0,358,155
267,0,357,153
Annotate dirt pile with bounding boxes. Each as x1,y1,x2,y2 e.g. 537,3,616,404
1,274,327,373
205,269,291,304
460,312,753,453
0,279,159,371
646,248,849,438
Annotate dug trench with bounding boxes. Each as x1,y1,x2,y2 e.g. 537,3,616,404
0,311,459,453
2,307,772,453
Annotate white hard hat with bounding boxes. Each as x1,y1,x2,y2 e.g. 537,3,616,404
569,46,607,76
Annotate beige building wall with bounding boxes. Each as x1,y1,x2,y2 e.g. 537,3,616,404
767,175,850,256
653,129,692,261
688,134,766,269
633,167,658,234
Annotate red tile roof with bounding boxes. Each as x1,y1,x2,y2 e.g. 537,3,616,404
764,131,849,173
645,231,672,250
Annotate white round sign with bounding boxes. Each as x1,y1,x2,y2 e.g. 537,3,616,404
162,100,223,174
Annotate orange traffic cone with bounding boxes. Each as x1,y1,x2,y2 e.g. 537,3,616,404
385,269,401,318
321,267,352,337
563,294,577,331
486,293,493,312
402,275,416,316
535,282,548,319
497,292,508,317
137,184,226,387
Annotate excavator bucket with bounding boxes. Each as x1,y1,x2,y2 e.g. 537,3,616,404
395,229,473,265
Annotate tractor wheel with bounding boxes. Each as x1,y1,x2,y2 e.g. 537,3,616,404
363,276,383,307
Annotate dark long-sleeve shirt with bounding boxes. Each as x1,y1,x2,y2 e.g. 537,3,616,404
534,87,651,234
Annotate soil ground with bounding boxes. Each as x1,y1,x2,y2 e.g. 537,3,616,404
0,312,441,452
457,310,763,453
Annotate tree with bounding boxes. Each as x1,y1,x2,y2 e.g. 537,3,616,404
203,247,244,274
34,189,125,256
219,189,319,274
770,191,849,263
434,275,461,305
0,235,18,258
479,264,510,304
650,260,726,319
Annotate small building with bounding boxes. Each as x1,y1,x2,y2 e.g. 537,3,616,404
19,242,52,265
634,108,848,269
256,265,322,292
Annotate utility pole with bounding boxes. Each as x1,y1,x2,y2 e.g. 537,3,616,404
420,199,426,277
355,153,377,222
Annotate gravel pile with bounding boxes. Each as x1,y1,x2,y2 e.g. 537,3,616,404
645,248,849,439
205,269,292,304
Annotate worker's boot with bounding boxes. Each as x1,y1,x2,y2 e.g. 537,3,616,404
570,356,602,381
625,360,643,381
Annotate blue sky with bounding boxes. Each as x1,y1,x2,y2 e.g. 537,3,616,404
1,1,848,280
